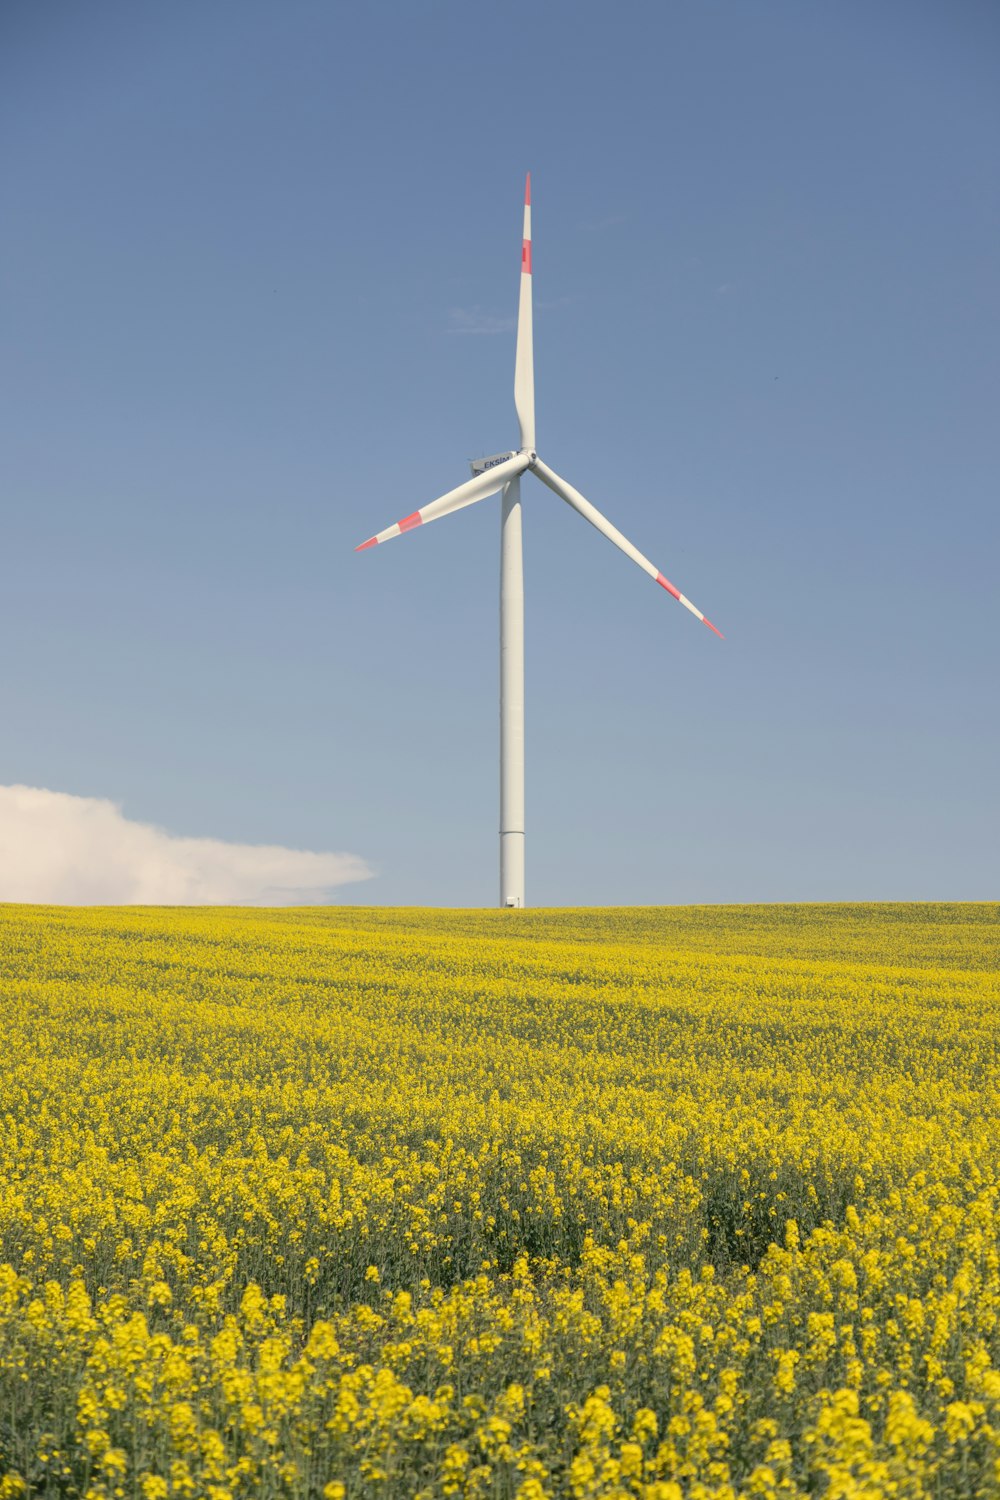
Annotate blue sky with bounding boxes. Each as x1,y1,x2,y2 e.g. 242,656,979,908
2,1,997,906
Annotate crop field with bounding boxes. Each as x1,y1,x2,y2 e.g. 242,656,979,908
1,902,999,1499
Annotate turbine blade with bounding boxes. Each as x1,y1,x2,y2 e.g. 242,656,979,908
531,456,724,638
514,172,534,450
355,451,530,550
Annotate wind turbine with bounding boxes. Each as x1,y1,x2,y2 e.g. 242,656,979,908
356,175,723,909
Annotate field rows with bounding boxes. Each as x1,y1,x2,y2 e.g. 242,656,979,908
0,902,998,1498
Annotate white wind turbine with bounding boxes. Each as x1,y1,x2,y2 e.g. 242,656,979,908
357,175,723,909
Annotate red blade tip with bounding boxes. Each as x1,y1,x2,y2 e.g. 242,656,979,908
355,537,377,552
703,617,724,639
525,172,531,205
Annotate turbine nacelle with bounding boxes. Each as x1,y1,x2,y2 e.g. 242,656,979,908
470,451,517,477
470,450,536,478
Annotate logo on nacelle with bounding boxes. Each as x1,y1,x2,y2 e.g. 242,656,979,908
469,451,516,475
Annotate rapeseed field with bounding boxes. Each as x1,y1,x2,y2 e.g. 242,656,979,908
0,902,998,1499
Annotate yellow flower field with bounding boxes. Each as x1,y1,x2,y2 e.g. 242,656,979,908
0,902,998,1498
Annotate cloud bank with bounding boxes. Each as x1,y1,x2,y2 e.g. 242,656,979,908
0,785,373,905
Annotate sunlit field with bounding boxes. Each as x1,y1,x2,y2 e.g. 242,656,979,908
1,903,998,1499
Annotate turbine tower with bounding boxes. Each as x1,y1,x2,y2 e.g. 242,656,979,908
356,176,723,909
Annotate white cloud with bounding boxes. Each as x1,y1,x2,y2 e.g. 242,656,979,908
448,306,514,336
0,785,373,905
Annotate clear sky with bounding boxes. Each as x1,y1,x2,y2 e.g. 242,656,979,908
2,1,998,906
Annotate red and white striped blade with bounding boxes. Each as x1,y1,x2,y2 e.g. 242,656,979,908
355,451,530,551
531,456,724,638
514,172,534,451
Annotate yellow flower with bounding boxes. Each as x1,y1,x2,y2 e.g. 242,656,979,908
1,901,997,1499
943,1400,976,1443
